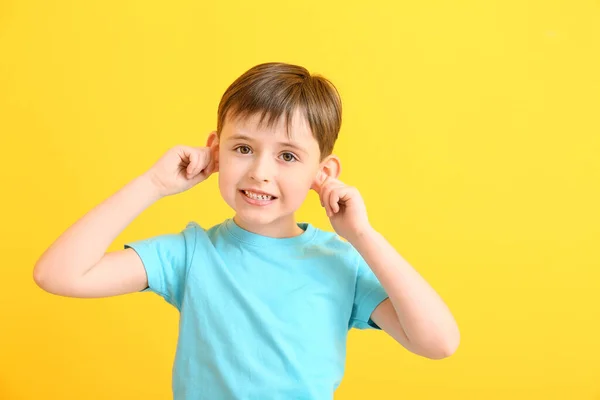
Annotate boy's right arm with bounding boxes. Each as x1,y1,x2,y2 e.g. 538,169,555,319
33,144,217,298
33,175,161,298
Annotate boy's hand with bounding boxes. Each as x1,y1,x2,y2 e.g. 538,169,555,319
144,145,217,197
312,171,372,242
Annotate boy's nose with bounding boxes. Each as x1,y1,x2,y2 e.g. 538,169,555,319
249,158,273,182
251,174,269,182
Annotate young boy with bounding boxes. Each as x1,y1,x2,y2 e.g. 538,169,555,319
34,62,459,399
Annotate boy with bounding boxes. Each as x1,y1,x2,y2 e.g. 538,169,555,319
34,62,459,399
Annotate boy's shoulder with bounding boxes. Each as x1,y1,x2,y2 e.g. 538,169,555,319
288,223,362,266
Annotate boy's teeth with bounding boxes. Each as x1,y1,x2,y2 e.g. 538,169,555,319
244,190,273,200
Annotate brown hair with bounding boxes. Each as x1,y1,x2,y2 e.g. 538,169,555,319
216,62,342,160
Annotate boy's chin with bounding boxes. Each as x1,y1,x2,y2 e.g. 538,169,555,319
234,210,296,227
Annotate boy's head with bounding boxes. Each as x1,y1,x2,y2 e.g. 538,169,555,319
206,62,343,235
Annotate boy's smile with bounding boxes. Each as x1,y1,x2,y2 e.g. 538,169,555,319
239,189,277,205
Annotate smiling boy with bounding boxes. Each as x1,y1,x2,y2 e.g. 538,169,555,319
34,62,459,399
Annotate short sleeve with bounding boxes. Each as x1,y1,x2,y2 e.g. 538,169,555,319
124,223,198,310
349,250,389,330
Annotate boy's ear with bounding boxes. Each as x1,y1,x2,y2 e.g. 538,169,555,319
311,155,341,192
206,131,219,148
206,131,220,172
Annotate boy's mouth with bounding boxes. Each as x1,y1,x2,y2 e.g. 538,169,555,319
240,190,278,201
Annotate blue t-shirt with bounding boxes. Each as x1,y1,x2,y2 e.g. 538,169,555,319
125,218,389,400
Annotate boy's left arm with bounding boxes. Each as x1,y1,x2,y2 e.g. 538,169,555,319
315,174,460,360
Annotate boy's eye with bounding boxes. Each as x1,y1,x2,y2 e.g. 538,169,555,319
280,152,298,162
235,145,252,154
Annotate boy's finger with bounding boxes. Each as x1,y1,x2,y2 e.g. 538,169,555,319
311,170,328,192
320,181,330,208
331,190,340,213
323,184,335,217
187,152,197,176
205,155,216,176
319,180,331,211
198,149,209,176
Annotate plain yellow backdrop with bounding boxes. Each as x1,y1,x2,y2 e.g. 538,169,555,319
1,0,599,399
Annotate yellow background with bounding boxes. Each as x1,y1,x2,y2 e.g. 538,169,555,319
1,0,599,399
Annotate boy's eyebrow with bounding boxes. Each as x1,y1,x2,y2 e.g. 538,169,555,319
227,134,308,153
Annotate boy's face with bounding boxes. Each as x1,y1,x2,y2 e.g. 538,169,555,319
208,109,339,237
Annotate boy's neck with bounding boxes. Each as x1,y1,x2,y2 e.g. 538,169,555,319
232,214,304,239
